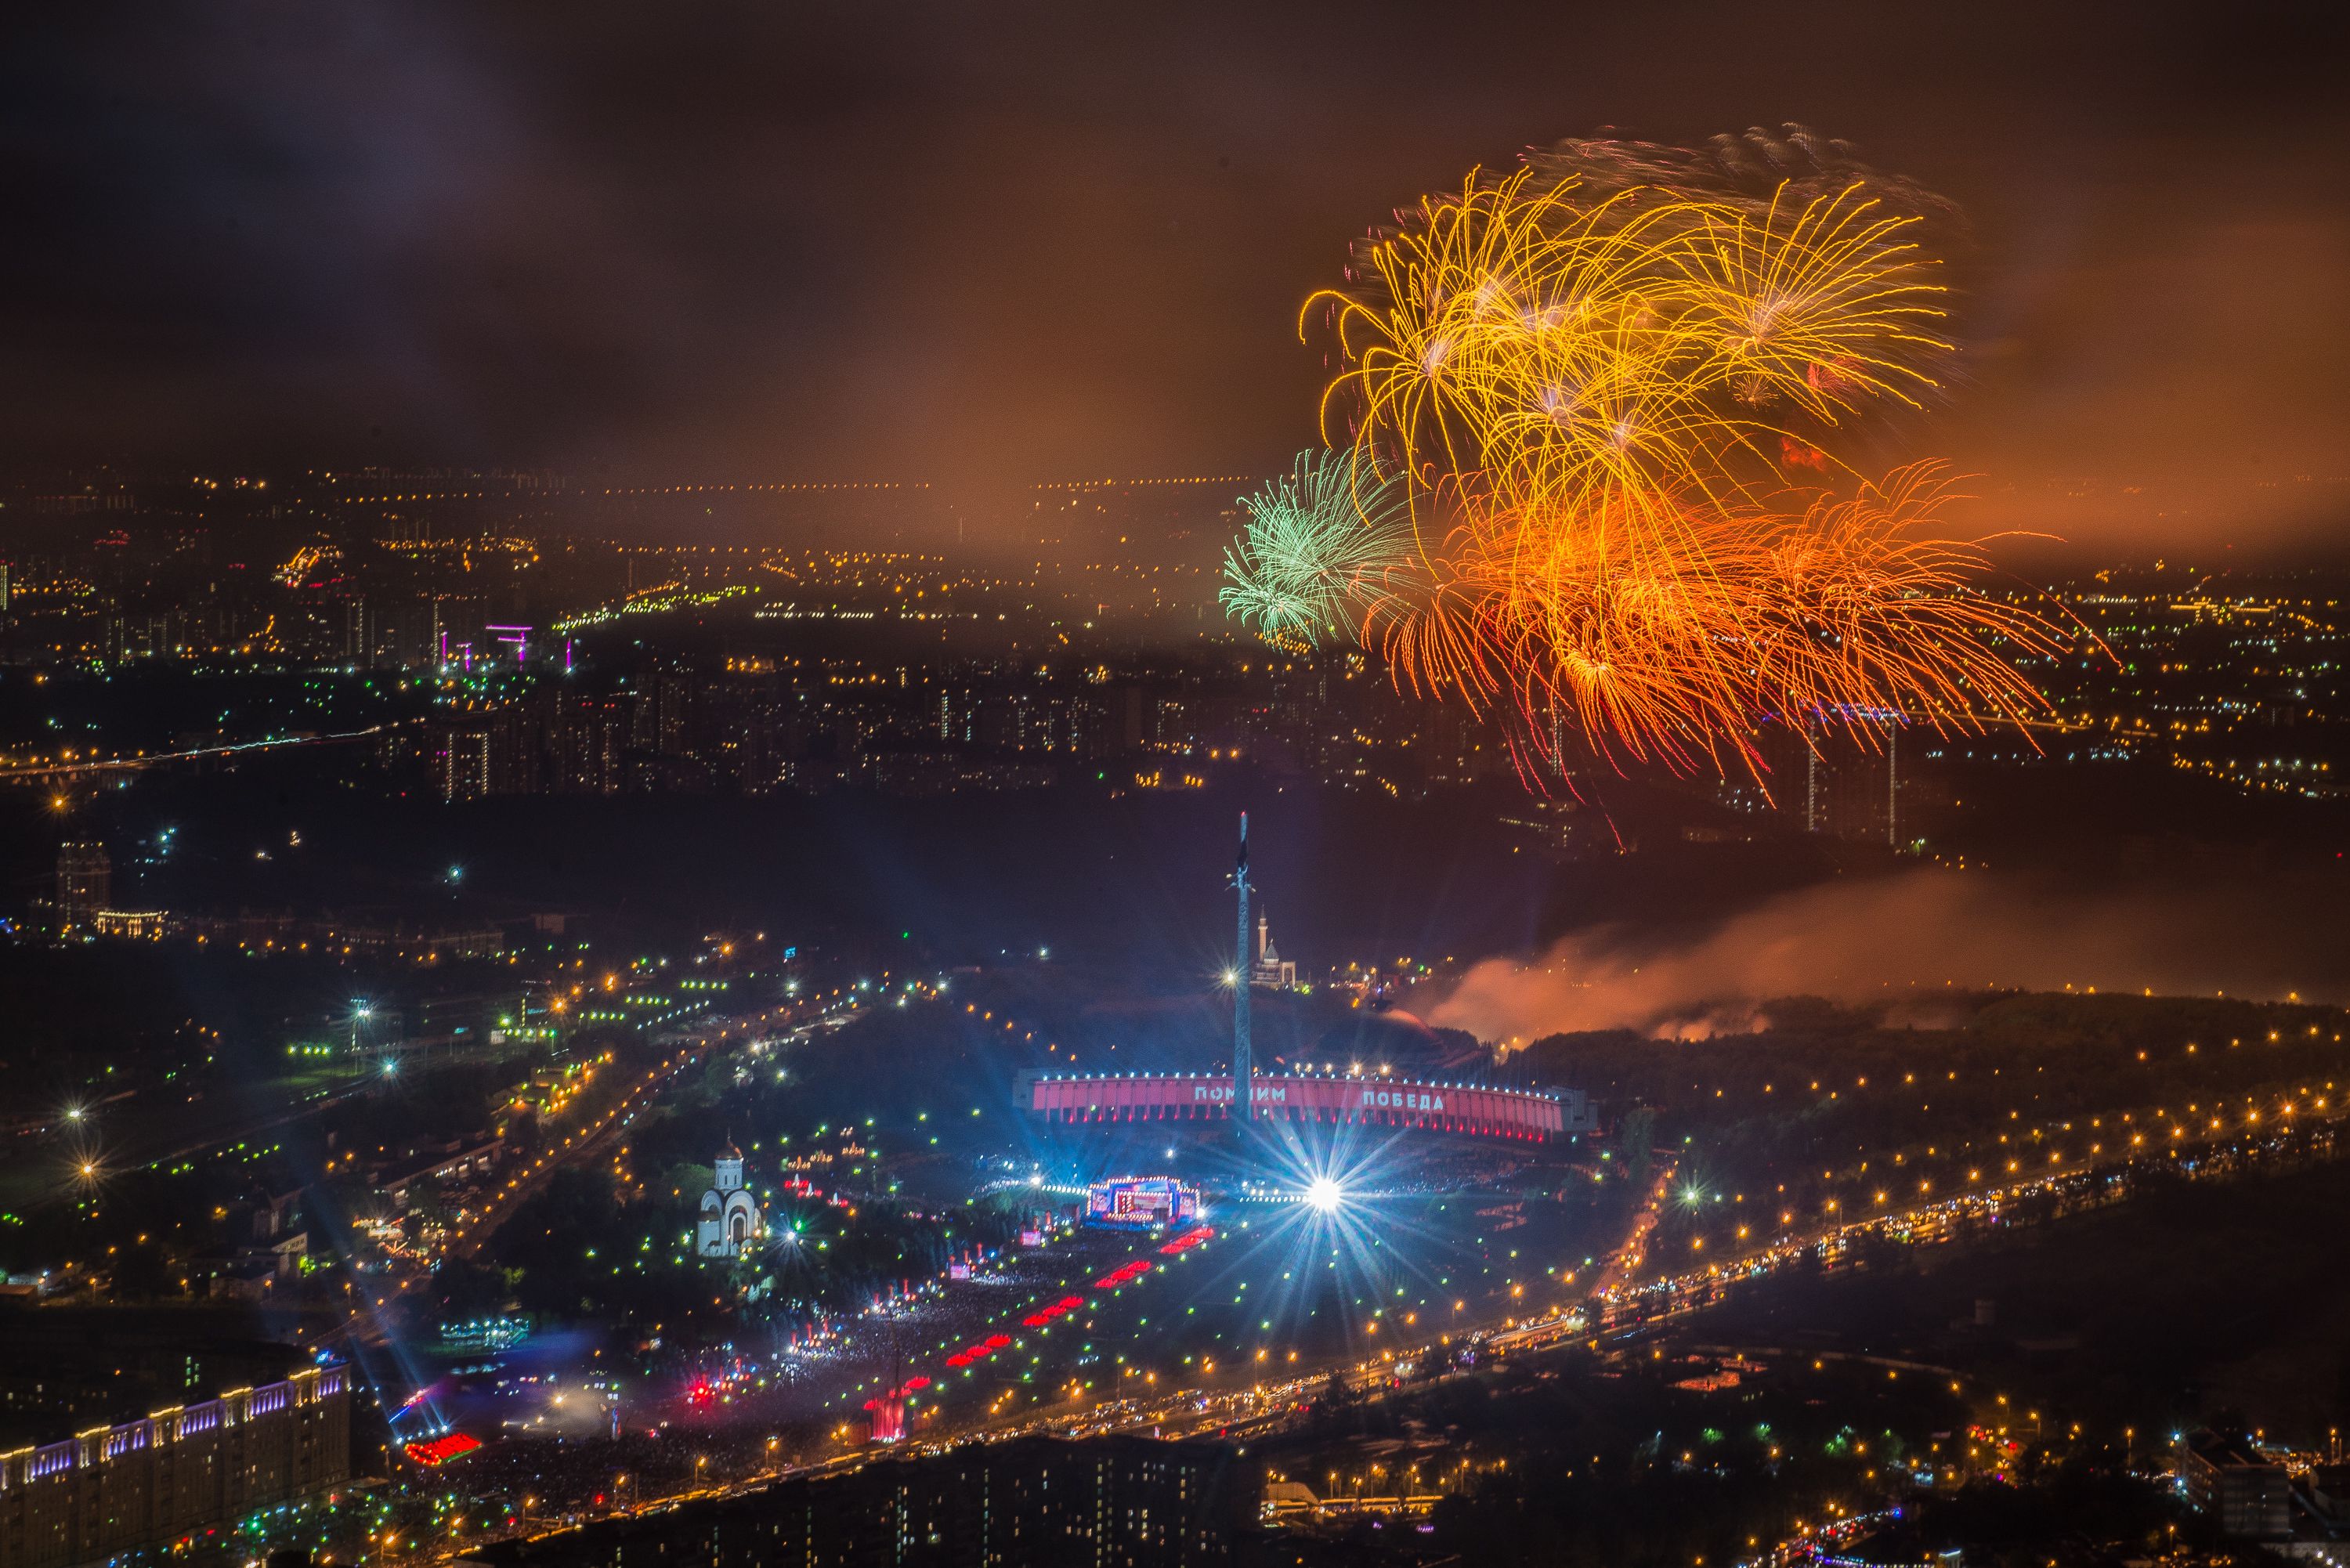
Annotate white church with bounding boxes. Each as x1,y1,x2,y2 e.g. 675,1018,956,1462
1249,909,1297,990
696,1141,761,1259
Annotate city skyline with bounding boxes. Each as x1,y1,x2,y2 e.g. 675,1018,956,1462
0,4,2341,555
3,10,2348,1568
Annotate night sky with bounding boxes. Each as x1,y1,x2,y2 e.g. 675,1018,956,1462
3,2,2345,548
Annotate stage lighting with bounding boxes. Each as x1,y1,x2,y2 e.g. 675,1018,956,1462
1305,1177,1343,1212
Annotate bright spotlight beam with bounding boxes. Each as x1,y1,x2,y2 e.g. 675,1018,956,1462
1305,1176,1345,1212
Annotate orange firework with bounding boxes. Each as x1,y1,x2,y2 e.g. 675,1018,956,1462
1737,465,2061,739
1228,131,2068,778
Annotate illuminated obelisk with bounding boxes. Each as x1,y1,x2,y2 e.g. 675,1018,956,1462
1231,811,1253,1122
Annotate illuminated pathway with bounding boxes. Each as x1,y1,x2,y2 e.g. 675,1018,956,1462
445,1045,705,1262
449,1002,847,1261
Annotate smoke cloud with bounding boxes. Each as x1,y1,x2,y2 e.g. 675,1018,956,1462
1430,867,2346,1046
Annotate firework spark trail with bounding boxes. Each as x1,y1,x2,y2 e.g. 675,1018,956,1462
1227,129,2068,775
1219,450,1412,649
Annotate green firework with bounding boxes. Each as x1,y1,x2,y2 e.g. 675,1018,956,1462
1220,450,1412,647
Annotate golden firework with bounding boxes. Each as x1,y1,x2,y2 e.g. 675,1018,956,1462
1231,136,2069,778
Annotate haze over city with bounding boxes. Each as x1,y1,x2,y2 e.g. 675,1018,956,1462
6,3,2347,550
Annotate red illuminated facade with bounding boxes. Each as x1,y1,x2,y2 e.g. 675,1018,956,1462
1025,1072,1590,1141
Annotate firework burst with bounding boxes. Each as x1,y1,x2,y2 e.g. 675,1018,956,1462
1220,450,1413,650
1236,128,2066,777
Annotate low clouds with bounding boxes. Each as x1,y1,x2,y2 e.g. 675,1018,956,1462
1,1,2344,518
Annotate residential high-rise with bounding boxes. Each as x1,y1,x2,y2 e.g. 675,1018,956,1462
54,843,111,935
555,697,631,795
1758,715,1901,846
2184,1431,2293,1540
0,1365,350,1568
425,710,533,799
465,1436,1256,1568
429,719,495,801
